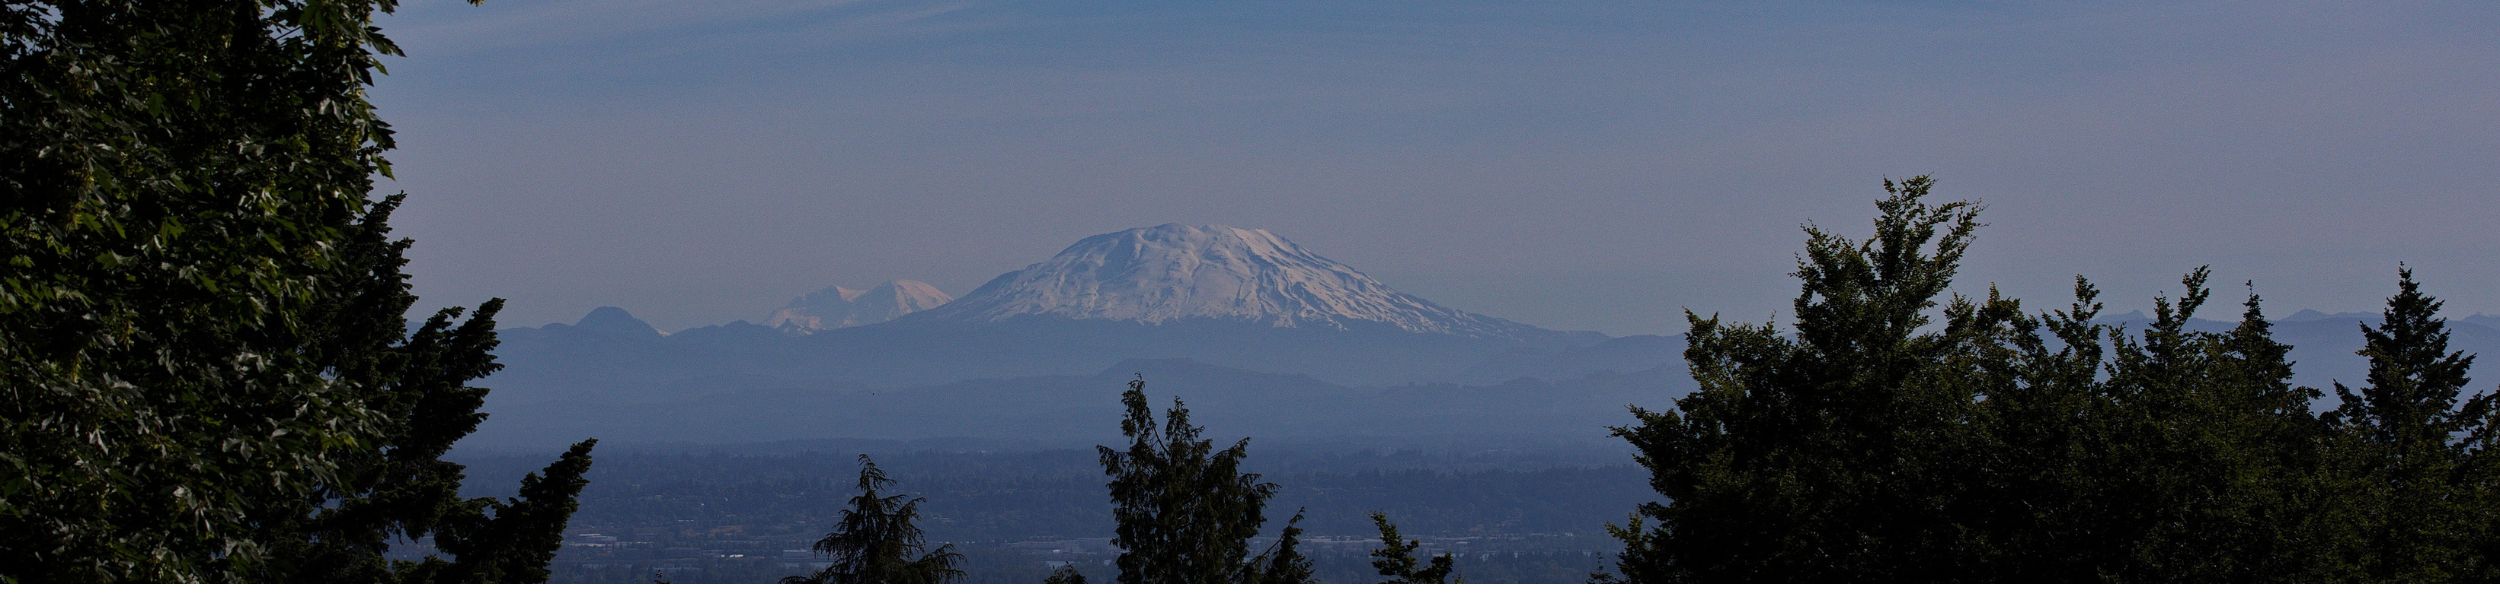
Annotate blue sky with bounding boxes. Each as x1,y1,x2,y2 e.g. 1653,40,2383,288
373,1,2500,335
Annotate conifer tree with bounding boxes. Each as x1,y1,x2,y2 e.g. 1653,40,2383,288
1370,512,1455,584
1960,278,2110,581
1609,177,2500,582
1043,564,1088,584
783,455,964,584
2316,268,2499,581
1241,510,1316,584
1610,176,2003,582
0,0,595,582
2201,286,2330,581
395,440,599,584
1098,378,1298,583
2098,271,2227,580
2091,269,2327,581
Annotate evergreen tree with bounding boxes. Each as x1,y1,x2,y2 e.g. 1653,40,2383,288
1043,564,1088,584
1610,178,2343,582
2096,270,2230,581
2198,285,2330,581
253,298,600,583
2466,390,2500,582
1960,278,2111,581
0,0,594,582
395,440,598,584
2316,268,2499,581
1369,512,1455,584
1098,377,1300,583
1610,176,2002,582
2091,270,2324,581
783,455,964,584
1609,176,2500,582
1241,510,1316,584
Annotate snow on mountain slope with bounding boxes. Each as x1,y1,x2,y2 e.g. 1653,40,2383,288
766,280,953,331
901,224,1542,338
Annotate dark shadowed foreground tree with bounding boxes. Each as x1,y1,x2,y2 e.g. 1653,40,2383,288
1370,512,1455,584
1611,177,1998,582
1611,176,2500,582
783,455,964,584
1099,378,1310,583
1043,564,1088,584
1240,510,1316,584
2315,269,2500,582
0,0,593,582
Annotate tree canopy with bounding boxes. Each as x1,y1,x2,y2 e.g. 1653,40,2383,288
782,455,964,584
1370,511,1455,584
1611,176,2500,583
1,0,593,582
1098,378,1310,584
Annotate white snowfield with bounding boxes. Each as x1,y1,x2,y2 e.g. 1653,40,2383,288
766,279,955,331
909,223,1536,338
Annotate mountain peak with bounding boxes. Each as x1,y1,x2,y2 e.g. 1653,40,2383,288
575,306,662,340
766,280,953,332
901,224,1539,338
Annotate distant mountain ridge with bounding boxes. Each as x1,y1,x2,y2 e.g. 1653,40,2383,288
483,299,2500,451
765,280,953,332
540,306,661,340
479,223,1626,429
900,224,1546,339
476,225,2495,450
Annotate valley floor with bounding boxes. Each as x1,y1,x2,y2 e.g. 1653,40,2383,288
452,443,1650,584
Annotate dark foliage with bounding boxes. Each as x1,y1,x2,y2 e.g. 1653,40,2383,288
1043,564,1088,584
0,0,592,582
2312,268,2500,581
1370,512,1455,583
1241,510,1316,584
1098,377,1308,583
782,455,964,584
1611,176,2500,582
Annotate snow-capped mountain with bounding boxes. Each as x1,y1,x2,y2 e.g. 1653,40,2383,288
901,224,1540,338
765,280,953,331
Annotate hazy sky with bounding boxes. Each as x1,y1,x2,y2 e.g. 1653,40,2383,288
373,1,2500,336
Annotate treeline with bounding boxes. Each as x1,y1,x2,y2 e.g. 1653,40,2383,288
777,380,1462,584
466,447,1643,543
8,0,2498,584
1607,178,2500,582
774,178,2499,584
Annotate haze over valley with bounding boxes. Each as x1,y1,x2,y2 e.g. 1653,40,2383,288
469,223,2500,452
19,1,2498,586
